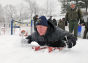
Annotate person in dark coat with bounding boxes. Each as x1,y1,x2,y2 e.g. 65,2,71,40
48,16,53,23
24,16,77,48
52,19,57,26
83,18,88,39
33,15,38,30
58,18,65,30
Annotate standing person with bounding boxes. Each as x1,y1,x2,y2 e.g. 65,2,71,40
58,18,65,30
83,18,88,39
33,15,38,30
53,19,57,26
65,1,84,38
48,16,53,23
23,16,77,48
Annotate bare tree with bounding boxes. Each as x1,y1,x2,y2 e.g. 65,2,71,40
45,0,53,16
4,5,17,20
3,5,17,27
24,0,39,18
45,0,61,17
0,4,4,27
18,4,30,22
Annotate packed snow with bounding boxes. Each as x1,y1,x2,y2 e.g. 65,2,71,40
0,26,88,63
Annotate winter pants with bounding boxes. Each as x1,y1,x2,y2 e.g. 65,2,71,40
69,21,78,37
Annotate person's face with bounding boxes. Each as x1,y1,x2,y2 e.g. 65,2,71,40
36,25,48,36
70,4,76,9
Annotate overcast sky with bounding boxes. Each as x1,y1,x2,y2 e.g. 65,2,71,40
0,0,62,18
0,0,25,7
0,0,46,7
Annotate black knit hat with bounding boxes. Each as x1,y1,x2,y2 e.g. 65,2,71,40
36,16,48,27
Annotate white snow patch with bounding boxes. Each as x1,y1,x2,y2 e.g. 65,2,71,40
0,35,88,63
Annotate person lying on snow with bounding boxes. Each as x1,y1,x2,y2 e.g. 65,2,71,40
23,16,77,48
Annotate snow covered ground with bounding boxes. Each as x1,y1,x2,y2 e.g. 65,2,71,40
0,26,88,63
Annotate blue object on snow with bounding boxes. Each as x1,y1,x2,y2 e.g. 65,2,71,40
78,25,82,36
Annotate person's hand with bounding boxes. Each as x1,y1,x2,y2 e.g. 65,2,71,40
26,36,32,43
66,39,73,48
66,35,77,48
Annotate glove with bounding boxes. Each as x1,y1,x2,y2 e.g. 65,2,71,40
26,36,32,43
66,39,73,48
66,37,77,48
67,34,77,47
71,36,77,46
66,35,77,48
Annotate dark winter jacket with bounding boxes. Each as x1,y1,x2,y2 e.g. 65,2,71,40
53,19,57,26
33,15,38,27
33,15,38,30
58,19,65,30
65,7,84,24
26,21,77,48
48,18,53,24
